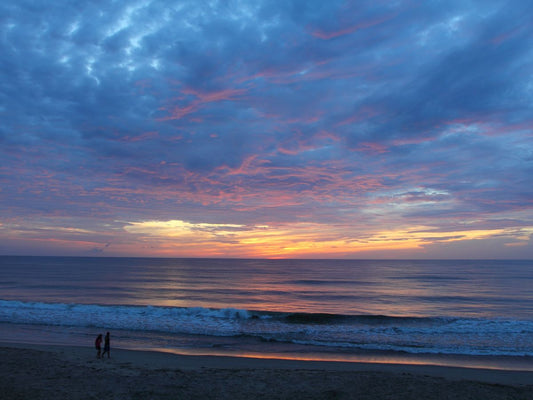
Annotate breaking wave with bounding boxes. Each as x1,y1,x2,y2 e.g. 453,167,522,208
1,300,532,357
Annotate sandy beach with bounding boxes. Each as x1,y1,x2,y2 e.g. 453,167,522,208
1,343,532,399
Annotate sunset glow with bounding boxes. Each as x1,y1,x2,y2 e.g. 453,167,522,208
1,0,532,258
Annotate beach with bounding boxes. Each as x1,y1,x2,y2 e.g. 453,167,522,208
2,258,532,398
1,343,532,400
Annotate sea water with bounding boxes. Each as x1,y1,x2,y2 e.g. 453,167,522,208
1,257,532,369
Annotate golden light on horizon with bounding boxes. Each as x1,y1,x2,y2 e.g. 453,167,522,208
119,219,530,258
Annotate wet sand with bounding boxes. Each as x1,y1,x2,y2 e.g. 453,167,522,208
1,343,532,399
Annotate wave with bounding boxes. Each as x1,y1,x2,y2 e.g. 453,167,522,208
1,300,532,356
0,299,443,327
282,312,439,325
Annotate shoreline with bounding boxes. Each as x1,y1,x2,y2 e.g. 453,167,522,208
1,321,532,373
5,342,533,385
1,342,532,400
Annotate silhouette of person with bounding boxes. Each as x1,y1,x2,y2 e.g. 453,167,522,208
102,332,110,358
95,334,103,359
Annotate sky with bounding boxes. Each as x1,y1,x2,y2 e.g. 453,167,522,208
1,0,532,259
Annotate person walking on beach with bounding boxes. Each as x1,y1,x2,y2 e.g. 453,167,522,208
95,334,102,359
102,332,110,359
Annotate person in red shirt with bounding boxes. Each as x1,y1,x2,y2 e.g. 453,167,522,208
95,334,103,359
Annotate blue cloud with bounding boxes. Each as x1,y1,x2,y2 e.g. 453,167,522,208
1,0,532,257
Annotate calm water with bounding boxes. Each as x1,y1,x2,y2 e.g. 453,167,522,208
1,257,532,369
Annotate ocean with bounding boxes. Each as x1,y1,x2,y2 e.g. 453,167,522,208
1,256,532,370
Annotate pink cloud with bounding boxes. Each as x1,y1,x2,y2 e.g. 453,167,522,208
158,87,247,121
182,87,246,102
391,136,436,146
490,24,526,45
309,13,397,40
355,142,389,154
337,107,380,126
120,131,159,142
158,103,199,121
315,130,341,142
276,131,331,155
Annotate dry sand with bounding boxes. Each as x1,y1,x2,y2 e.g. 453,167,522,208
1,343,532,399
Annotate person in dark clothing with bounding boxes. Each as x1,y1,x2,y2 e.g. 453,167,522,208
102,332,110,358
95,334,102,359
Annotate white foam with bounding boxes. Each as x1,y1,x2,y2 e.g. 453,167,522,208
1,300,531,356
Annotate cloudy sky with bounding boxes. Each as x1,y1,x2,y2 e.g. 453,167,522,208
1,0,532,258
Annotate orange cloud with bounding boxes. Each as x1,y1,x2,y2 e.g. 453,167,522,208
119,218,531,259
